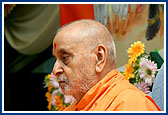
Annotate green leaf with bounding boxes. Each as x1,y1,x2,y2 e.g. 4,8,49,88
50,88,58,93
149,52,164,69
62,95,65,103
137,54,143,60
154,71,158,78
154,48,158,53
65,103,70,107
43,80,48,88
134,70,138,75
136,59,139,64
45,75,50,81
120,72,124,74
129,78,136,85
134,65,139,72
56,91,61,96
137,75,142,82
51,105,56,111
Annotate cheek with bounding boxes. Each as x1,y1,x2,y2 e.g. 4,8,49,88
67,73,82,88
70,70,93,88
65,56,95,87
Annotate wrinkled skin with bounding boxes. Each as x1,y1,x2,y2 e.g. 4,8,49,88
52,26,100,102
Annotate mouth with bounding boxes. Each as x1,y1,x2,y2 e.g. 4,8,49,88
58,81,69,90
58,80,66,84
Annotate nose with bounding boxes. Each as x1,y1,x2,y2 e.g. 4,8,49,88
52,60,63,78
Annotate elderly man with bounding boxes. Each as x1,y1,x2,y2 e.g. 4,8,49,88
52,19,160,111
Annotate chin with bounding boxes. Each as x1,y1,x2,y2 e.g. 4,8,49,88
63,92,74,96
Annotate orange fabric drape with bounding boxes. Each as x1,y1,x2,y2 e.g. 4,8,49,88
64,69,161,111
60,4,95,26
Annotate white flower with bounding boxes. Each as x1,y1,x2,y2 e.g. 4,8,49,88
139,59,158,86
64,95,76,104
50,73,59,88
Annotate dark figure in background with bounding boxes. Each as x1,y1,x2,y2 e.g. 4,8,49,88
146,4,161,40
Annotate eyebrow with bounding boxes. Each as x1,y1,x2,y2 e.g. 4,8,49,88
52,48,67,56
58,48,67,54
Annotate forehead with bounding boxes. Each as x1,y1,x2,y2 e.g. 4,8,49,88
54,29,79,47
53,29,84,54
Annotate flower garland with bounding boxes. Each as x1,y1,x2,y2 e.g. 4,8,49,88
123,41,163,94
44,73,75,111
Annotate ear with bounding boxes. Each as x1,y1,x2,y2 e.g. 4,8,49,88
95,44,107,73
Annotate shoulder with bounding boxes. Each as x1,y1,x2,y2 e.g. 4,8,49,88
110,88,159,111
116,88,147,103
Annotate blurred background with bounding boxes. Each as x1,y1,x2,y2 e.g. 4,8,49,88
4,4,164,111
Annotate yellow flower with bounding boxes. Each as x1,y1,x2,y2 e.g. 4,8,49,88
45,92,51,99
124,64,135,80
128,57,137,64
48,101,52,111
45,92,52,110
48,84,52,91
127,41,145,58
48,74,51,79
55,96,66,111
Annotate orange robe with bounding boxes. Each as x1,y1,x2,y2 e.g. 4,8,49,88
64,69,161,111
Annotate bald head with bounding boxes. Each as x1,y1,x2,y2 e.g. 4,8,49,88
56,19,116,66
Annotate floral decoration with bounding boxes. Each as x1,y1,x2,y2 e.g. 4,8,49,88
44,73,75,111
123,41,163,94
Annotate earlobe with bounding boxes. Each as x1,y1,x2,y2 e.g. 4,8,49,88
96,66,102,72
95,44,107,73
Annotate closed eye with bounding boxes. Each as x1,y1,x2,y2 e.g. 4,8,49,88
62,53,70,65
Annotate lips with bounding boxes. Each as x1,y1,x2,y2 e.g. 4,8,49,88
58,80,66,84
57,76,69,84
58,80,67,89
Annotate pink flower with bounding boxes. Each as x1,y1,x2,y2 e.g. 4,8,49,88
51,88,63,105
51,90,59,106
64,95,76,104
50,73,59,88
134,81,151,94
139,59,158,86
